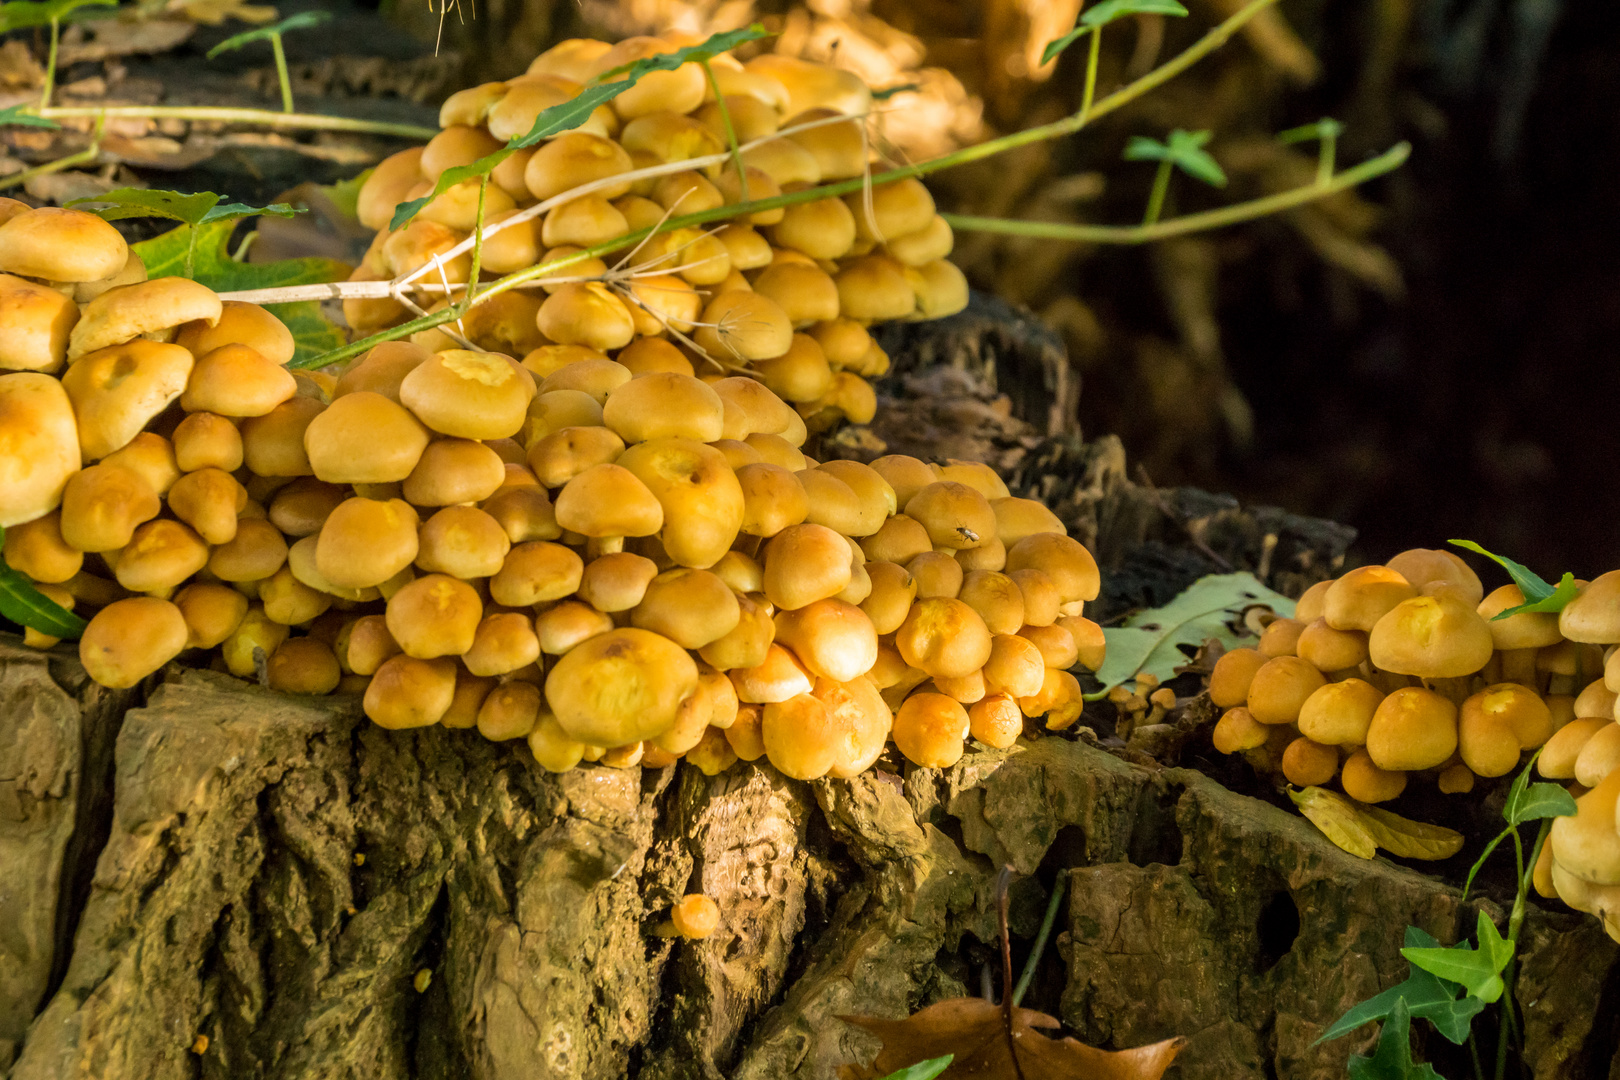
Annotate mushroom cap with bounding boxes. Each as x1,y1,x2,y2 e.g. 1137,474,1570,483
1212,706,1270,754
1257,617,1305,658
0,207,129,283
896,597,993,680
385,573,482,658
1004,532,1100,605
100,431,178,497
761,692,839,779
208,517,289,583
1246,655,1327,724
475,680,543,742
489,540,584,607
545,627,699,745
887,215,955,268
1369,594,1495,678
59,462,160,552
1282,737,1340,788
693,291,795,362
172,582,249,649
541,194,630,248
521,389,605,447
1577,678,1619,721
538,358,631,404
267,478,345,539
115,518,209,594
781,108,866,180
172,412,243,473
176,301,295,366
404,438,506,506
334,340,430,404
1540,717,1611,780
729,641,815,703
1549,769,1620,884
536,283,637,353
772,598,878,684
260,564,334,625
892,692,971,769
69,277,221,360
533,599,615,656
528,711,588,773
1340,748,1408,803
0,273,79,374
401,350,530,440
1574,722,1620,789
698,593,776,672
61,340,194,461
1294,579,1333,623
1058,616,1107,671
767,198,857,262
1323,565,1417,632
78,596,188,688
753,261,841,326
1009,568,1061,627
983,632,1046,699
957,570,1026,636
554,463,664,538
848,177,936,243
1297,678,1384,746
1561,572,1620,644
1465,682,1554,751
240,396,323,478
416,505,511,579
167,466,246,546
669,894,722,939
762,523,853,610
1295,618,1370,672
712,376,798,442
968,692,1023,749
908,551,963,600
616,437,745,569
616,337,694,377
1208,647,1266,709
1385,547,1484,606
1458,698,1527,778
265,638,342,696
364,655,458,729
356,146,425,231
859,514,932,566
0,372,81,527
577,551,660,612
990,497,1065,550
602,372,726,443
1,511,82,583
1018,622,1080,671
904,481,996,551
483,486,560,545
632,568,742,649
316,497,420,589
735,462,810,538
303,390,430,484
1366,686,1459,771
834,255,916,323
1477,584,1565,649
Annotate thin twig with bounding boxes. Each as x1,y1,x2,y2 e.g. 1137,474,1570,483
36,105,437,140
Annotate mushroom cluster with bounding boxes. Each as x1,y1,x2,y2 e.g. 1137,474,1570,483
350,34,969,434
0,197,1102,780
1204,550,1620,939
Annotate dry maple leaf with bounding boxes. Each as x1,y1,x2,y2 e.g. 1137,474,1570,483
839,997,1184,1079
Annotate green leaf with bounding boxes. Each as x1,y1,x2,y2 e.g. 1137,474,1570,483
1040,26,1091,66
319,168,373,223
877,1057,953,1080
1318,928,1483,1047
1508,782,1577,825
871,83,921,101
206,9,333,57
1044,0,1189,58
1278,118,1346,145
1447,539,1578,619
1125,129,1227,187
1401,912,1514,1004
0,103,61,130
389,24,770,232
132,220,349,366
1088,572,1293,696
1347,1000,1443,1080
0,529,87,639
0,0,114,31
68,188,302,230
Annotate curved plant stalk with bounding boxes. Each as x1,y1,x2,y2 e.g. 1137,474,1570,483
0,111,104,192
35,105,437,140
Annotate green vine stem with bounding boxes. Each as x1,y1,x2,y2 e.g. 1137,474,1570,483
1081,27,1102,121
0,112,104,192
270,32,295,113
35,105,437,140
1142,156,1174,225
939,141,1409,243
700,58,748,205
41,17,61,111
1013,872,1068,1007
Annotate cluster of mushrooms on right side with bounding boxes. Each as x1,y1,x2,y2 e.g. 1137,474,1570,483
1205,548,1620,939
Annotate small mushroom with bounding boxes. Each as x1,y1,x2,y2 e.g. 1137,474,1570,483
0,207,128,283
68,277,221,360
79,597,188,688
544,627,699,745
0,373,81,528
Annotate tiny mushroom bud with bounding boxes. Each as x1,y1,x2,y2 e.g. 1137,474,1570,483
1341,749,1407,803
671,895,722,940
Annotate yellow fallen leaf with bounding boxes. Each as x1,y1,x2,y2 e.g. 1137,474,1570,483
1355,803,1465,861
1290,786,1376,859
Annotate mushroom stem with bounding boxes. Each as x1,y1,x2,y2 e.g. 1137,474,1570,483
586,536,625,559
1424,675,1473,707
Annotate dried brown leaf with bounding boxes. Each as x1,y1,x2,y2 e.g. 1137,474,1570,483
840,996,1184,1080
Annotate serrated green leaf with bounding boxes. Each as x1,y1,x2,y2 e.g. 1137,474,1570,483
1448,539,1577,619
390,25,770,232
132,221,349,366
0,529,87,639
206,9,332,57
1354,804,1465,861
1401,912,1514,1004
0,103,61,130
1290,786,1377,859
877,1056,953,1080
1347,1000,1443,1080
0,0,114,31
1278,118,1345,145
1089,572,1293,696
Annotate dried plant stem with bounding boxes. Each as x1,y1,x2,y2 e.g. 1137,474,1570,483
35,105,437,140
940,141,1410,243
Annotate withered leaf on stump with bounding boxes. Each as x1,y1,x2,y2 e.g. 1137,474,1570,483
839,996,1185,1080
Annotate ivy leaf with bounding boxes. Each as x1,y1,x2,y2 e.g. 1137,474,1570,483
1124,129,1228,188
1318,928,1484,1047
0,103,61,130
0,528,87,639
1402,911,1514,1004
1042,0,1189,64
1088,572,1293,697
132,220,349,366
1347,1000,1443,1080
0,0,115,31
205,9,332,58
877,1056,953,1080
389,24,770,232
1448,539,1578,619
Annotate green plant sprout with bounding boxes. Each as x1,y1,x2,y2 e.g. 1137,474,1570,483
1123,128,1227,225
66,188,301,277
0,0,116,109
1449,540,1580,620
1042,0,1190,120
1319,757,1575,1080
1280,117,1346,185
284,0,1406,372
876,1057,953,1080
207,10,333,114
